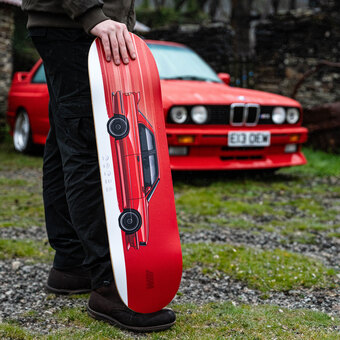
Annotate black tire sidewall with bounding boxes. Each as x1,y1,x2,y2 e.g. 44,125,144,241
118,209,142,234
107,115,129,139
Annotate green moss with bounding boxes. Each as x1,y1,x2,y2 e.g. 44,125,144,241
0,175,44,228
328,232,340,238
182,243,337,292
0,322,34,340
0,238,53,261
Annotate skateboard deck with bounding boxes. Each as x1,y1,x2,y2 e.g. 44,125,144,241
88,34,182,313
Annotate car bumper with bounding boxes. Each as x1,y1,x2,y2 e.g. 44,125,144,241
167,126,308,170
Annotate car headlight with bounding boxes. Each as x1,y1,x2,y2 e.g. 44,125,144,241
286,108,300,124
191,106,208,124
272,107,286,124
169,106,188,124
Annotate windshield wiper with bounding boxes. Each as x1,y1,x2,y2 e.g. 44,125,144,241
162,76,220,83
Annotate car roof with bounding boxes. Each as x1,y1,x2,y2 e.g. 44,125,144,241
145,40,187,48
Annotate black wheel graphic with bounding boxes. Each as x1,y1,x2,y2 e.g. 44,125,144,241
107,114,129,139
119,209,142,234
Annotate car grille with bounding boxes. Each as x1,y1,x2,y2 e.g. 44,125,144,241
206,105,274,125
167,105,276,125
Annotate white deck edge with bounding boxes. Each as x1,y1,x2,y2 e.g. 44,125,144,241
88,41,128,305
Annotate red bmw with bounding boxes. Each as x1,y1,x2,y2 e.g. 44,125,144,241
7,40,308,170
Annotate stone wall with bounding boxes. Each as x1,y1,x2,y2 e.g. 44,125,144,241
0,4,15,139
254,8,340,108
143,23,234,74
144,6,340,109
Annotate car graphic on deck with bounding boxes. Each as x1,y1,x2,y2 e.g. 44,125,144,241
107,91,160,250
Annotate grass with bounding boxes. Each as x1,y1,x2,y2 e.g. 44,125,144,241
173,148,340,244
0,139,43,171
280,148,340,177
182,243,337,292
0,136,44,228
0,140,339,337
0,177,44,228
0,322,34,340
1,303,339,339
0,238,53,261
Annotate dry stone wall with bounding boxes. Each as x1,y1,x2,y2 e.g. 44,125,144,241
0,4,15,138
254,8,340,108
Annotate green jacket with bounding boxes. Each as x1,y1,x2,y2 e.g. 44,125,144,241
22,0,136,33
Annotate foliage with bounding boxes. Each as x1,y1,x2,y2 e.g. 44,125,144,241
136,0,209,27
13,8,40,73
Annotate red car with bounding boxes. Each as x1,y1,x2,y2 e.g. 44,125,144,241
7,40,308,170
108,91,159,250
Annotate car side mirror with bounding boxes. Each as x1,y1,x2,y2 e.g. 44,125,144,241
218,73,231,85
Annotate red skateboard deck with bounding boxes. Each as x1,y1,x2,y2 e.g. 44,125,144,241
88,33,182,313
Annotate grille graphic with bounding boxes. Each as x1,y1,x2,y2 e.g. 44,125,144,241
230,103,260,126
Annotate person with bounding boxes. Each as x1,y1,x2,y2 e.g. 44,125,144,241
21,0,176,332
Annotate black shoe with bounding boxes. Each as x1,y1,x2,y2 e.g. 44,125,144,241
87,282,176,332
45,267,92,295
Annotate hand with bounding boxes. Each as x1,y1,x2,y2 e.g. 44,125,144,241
90,20,136,65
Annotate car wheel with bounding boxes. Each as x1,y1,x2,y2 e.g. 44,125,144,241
119,209,142,234
13,110,33,153
107,114,129,139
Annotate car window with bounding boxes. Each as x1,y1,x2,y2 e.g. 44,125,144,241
145,128,155,151
32,64,46,84
141,154,159,188
139,124,159,187
148,154,158,185
148,44,221,83
139,124,156,152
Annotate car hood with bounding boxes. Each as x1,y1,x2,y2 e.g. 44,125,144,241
160,80,301,108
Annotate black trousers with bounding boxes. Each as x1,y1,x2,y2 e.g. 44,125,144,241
30,28,113,289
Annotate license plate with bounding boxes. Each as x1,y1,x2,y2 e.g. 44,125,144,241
228,131,271,147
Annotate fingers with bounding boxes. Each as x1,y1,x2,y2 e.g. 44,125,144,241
123,29,136,60
109,33,120,64
101,34,112,62
90,20,136,65
116,31,128,64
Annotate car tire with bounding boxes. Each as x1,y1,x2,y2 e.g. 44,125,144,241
13,110,33,153
107,114,129,139
119,209,142,234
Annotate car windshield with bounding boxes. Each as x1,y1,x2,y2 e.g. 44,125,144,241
148,43,222,83
32,64,46,83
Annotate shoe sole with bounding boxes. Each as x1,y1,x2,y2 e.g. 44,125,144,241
87,304,175,332
45,283,91,295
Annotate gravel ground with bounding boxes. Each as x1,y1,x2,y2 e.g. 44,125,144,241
0,258,339,335
0,224,339,328
1,168,339,335
180,228,340,270
1,225,339,269
0,226,47,241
